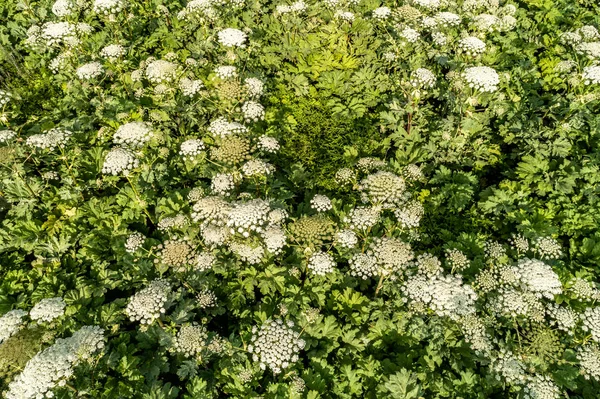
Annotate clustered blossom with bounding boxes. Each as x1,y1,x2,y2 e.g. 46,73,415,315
335,229,357,249
248,319,305,374
208,117,248,137
52,0,76,17
458,36,486,56
546,304,577,333
533,236,562,259
125,279,171,324
226,199,270,237
0,90,12,107
523,375,560,399
113,122,153,148
581,307,600,343
370,237,414,275
155,239,195,270
145,60,178,83
26,128,72,150
211,173,236,195
172,325,208,358
345,206,380,230
372,6,391,20
215,65,238,79
577,344,600,381
228,242,264,264
334,11,355,22
0,309,27,344
29,297,66,323
359,171,406,207
194,252,216,272
102,147,139,175
394,200,424,229
349,253,379,279
410,68,436,89
0,129,16,143
307,251,336,275
217,28,247,47
275,0,307,14
257,135,279,153
100,44,126,60
179,139,205,160
76,61,104,80
400,28,420,43
511,258,562,299
6,326,104,399
582,66,600,85
242,159,274,177
125,232,145,253
180,78,204,96
435,12,461,27
445,248,470,272
157,214,189,231
244,77,264,97
310,194,332,212
462,66,500,93
241,101,265,121
93,0,126,14
491,349,527,384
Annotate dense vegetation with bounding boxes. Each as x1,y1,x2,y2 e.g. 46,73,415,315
1,0,600,397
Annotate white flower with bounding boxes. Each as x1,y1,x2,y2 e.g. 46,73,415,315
582,307,600,343
100,44,126,60
145,60,178,83
435,12,461,27
102,147,139,175
248,319,305,374
215,65,237,79
172,325,208,358
242,159,274,177
307,252,336,275
241,101,265,121
335,229,358,249
76,61,104,80
217,28,247,47
226,199,271,237
52,0,76,17
462,66,500,93
458,37,486,56
0,129,16,143
40,22,77,46
577,344,600,381
334,11,355,22
179,78,204,96
125,232,145,253
400,28,420,43
113,122,153,148
245,77,264,97
582,65,600,85
211,173,235,195
26,128,72,150
228,242,264,264
257,135,279,153
125,279,170,324
207,117,247,137
93,0,126,14
6,326,104,399
310,194,332,212
348,253,379,279
410,68,436,89
179,139,205,160
394,200,424,229
372,6,391,20
0,309,27,344
29,297,66,323
359,171,406,208
511,258,562,299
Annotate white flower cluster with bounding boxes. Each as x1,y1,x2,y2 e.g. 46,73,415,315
29,297,66,323
412,0,440,10
228,242,264,264
275,0,307,14
52,0,76,17
432,32,448,46
403,274,477,320
370,237,414,275
394,200,424,229
0,90,11,107
582,66,600,85
310,194,332,212
458,36,486,56
372,7,391,20
577,344,600,381
463,66,500,93
575,42,600,59
242,159,274,177
102,147,139,175
145,60,178,83
93,0,126,14
0,309,27,344
245,77,265,97
226,199,271,237
435,12,461,27
40,22,77,46
6,325,104,399
125,279,171,324
546,304,576,334
211,173,236,195
307,251,336,275
157,214,188,231
217,28,247,48
100,44,126,60
194,252,216,272
208,117,248,137
334,11,355,22
0,129,16,143
523,375,560,399
400,28,420,43
215,65,238,79
533,236,562,259
257,135,279,153
335,229,357,249
472,14,500,32
125,232,145,253
349,253,379,279
410,68,436,89
26,128,72,150
248,319,305,374
582,307,600,343
180,78,204,96
241,101,265,122
345,206,380,230
491,349,527,384
359,171,407,208
179,139,205,160
172,325,208,358
76,61,104,80
510,258,562,299
113,122,153,148
445,248,470,272
416,253,442,277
